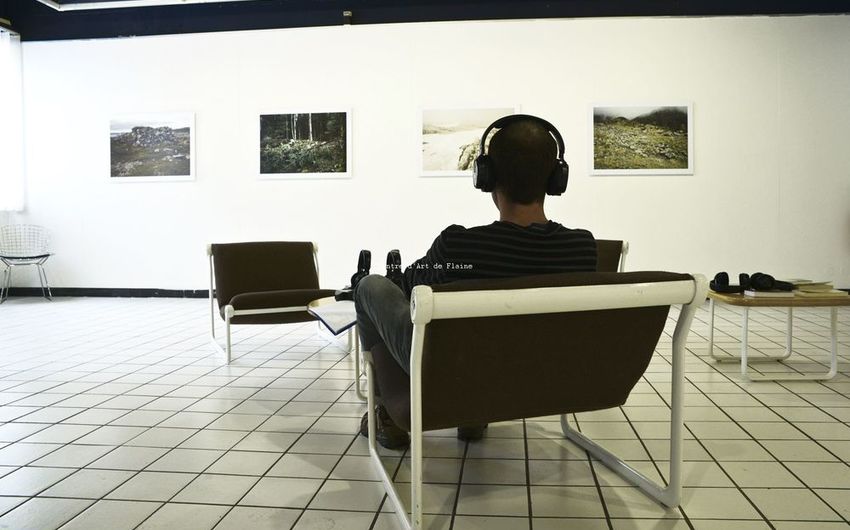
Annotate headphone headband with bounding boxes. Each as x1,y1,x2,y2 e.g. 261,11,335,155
478,114,566,160
473,113,569,196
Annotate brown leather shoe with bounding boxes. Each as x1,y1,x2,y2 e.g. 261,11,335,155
360,404,410,449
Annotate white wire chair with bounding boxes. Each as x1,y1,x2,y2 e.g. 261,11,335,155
0,224,53,303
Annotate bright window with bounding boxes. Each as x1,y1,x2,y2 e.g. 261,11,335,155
0,28,25,212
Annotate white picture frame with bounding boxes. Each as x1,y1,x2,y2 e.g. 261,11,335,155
257,109,352,180
420,106,518,177
109,112,195,182
590,102,693,176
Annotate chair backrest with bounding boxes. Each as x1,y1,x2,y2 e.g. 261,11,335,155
412,271,695,431
210,241,319,309
0,225,50,257
595,239,628,272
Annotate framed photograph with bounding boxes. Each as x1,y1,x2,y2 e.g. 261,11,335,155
590,103,693,175
258,110,351,179
421,107,516,177
110,113,195,182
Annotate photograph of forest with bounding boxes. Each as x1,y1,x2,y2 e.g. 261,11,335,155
421,107,514,176
592,105,692,175
260,112,348,175
110,113,193,180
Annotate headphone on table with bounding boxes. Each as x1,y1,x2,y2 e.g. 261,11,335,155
710,271,794,293
472,114,569,196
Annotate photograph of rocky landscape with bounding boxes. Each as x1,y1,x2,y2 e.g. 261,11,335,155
592,105,691,174
110,114,193,179
260,112,348,176
422,107,514,176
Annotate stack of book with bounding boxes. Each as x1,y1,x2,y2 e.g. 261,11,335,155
790,280,849,298
744,289,794,298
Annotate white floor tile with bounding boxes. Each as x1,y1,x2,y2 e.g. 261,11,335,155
0,466,76,495
106,471,197,501
172,473,259,504
292,509,374,530
240,476,323,508
145,448,224,472
39,468,134,498
136,502,228,530
0,497,93,530
216,506,301,530
308,478,386,511
1,298,848,530
745,488,841,521
59,499,161,530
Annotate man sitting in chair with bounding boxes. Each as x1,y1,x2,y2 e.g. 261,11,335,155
355,114,598,449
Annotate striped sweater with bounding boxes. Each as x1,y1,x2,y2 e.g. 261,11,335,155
402,221,597,297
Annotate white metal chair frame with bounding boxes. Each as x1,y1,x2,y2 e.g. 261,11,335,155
618,240,630,272
365,275,708,530
0,224,53,303
207,242,321,363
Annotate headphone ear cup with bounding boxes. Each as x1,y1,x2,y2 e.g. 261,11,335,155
774,279,794,291
739,273,751,291
473,154,495,192
750,272,776,291
710,272,728,292
546,160,569,196
711,271,747,293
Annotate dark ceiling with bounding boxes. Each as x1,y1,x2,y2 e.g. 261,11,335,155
2,0,848,41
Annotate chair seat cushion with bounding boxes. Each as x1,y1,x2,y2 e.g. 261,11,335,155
373,271,692,433
225,288,336,325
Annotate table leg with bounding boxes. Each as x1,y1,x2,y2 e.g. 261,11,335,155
741,306,750,378
708,298,717,359
781,307,794,360
742,306,839,382
828,307,839,379
712,304,798,364
353,326,366,401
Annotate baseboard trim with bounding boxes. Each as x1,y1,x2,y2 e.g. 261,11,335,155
6,287,209,299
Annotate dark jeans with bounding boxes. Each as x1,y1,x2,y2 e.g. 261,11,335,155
354,274,414,374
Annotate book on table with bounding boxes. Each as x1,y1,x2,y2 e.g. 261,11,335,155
797,284,835,292
794,289,848,298
308,300,357,335
744,289,795,298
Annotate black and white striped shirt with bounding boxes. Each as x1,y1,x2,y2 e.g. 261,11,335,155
402,221,597,297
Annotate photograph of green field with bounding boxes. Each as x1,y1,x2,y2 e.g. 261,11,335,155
110,114,193,179
592,105,691,174
260,112,348,176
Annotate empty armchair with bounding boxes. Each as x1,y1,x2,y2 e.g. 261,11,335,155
364,271,707,529
207,241,336,362
0,224,53,303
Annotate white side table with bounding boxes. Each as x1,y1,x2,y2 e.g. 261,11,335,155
708,291,848,381
308,296,365,400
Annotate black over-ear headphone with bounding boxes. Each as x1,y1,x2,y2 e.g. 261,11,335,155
710,272,749,293
472,114,569,196
710,271,794,293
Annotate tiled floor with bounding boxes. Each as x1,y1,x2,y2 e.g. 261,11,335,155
0,296,848,529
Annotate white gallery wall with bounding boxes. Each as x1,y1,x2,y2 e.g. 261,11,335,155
12,14,850,290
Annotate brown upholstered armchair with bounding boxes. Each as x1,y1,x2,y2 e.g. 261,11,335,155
207,241,336,362
364,271,707,529
596,238,629,272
